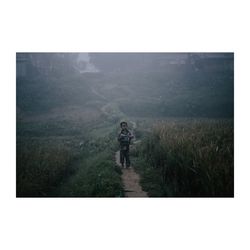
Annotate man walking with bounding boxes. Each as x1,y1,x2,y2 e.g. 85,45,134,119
117,121,134,168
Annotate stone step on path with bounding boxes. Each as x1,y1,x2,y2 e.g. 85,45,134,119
115,151,148,197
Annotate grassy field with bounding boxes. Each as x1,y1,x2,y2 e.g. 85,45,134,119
17,112,234,197
132,118,234,197
16,116,124,197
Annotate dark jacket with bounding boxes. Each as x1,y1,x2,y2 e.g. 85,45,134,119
118,129,134,150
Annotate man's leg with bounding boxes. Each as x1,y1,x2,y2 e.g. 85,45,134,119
120,150,125,167
125,149,131,168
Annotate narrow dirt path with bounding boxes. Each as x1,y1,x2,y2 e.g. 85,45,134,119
115,151,147,197
91,86,148,198
115,120,148,199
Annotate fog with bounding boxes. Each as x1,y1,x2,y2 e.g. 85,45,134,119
16,53,234,122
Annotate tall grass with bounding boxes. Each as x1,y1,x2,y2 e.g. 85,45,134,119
16,140,74,197
16,120,123,197
136,119,233,197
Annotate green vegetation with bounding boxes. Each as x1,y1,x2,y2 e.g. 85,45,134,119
57,151,123,197
16,118,124,197
17,139,75,197
133,119,234,197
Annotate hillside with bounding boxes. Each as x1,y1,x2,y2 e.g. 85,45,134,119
17,53,233,120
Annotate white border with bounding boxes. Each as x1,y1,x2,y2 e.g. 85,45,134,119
1,1,250,250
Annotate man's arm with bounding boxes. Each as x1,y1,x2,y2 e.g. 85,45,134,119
117,132,122,142
129,131,134,141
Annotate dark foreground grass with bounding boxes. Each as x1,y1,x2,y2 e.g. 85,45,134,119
16,126,124,197
133,119,234,197
57,151,123,197
16,139,75,197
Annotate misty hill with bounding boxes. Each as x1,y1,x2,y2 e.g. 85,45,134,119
16,53,233,120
